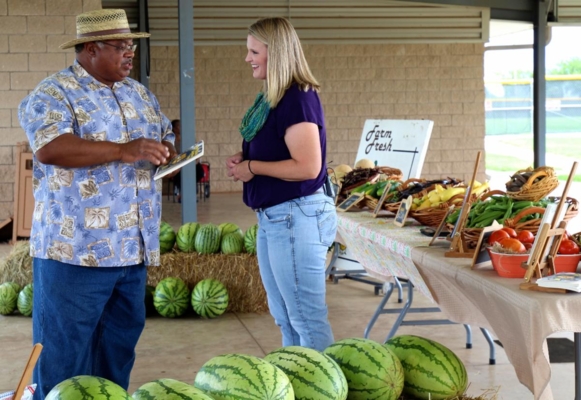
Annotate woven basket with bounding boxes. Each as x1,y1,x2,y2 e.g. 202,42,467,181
504,197,579,234
506,166,560,202
409,192,467,228
378,166,403,182
382,178,426,213
361,195,379,210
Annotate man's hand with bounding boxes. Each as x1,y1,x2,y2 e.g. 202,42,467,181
120,138,170,165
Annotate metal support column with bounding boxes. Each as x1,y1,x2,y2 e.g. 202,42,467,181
533,0,548,168
138,0,149,89
178,0,197,222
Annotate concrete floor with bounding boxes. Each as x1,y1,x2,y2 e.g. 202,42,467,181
0,192,577,399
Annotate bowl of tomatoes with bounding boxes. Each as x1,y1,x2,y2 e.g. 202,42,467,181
487,228,581,277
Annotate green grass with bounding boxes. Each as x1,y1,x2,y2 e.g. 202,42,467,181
485,154,533,172
494,136,581,159
558,175,581,182
486,117,581,135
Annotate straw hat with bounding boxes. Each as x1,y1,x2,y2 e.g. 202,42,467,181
60,9,150,50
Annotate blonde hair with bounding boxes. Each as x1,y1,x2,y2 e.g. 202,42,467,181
248,17,320,108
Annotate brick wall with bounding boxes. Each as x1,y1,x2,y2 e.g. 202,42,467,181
150,43,486,193
0,0,101,221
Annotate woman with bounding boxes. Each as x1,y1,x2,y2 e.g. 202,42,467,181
226,17,337,351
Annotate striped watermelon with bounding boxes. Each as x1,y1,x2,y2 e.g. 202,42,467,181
6,282,21,294
133,378,214,400
160,221,176,254
195,224,221,254
218,222,242,238
46,375,131,400
193,353,294,400
17,283,33,317
191,279,229,318
154,277,190,318
177,222,200,253
385,335,468,400
244,224,258,255
323,337,404,400
221,232,244,254
0,282,18,315
264,346,348,400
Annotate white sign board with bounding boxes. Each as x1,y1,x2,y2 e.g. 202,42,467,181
355,119,433,180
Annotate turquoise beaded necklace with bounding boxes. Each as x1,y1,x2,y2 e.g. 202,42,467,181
239,92,270,142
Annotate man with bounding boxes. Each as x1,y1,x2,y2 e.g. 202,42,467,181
18,9,177,399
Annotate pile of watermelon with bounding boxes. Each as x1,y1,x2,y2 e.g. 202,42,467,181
189,335,468,400
40,335,468,400
152,277,229,319
0,281,32,317
160,221,258,256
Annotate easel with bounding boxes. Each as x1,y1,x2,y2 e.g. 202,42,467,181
520,161,578,292
445,151,482,258
12,344,42,400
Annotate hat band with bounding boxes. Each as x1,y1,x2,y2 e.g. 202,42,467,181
78,28,132,38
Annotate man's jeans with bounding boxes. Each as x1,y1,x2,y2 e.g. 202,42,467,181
256,192,337,351
32,258,146,399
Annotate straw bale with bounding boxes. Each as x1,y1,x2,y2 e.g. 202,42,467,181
0,241,33,287
148,251,268,313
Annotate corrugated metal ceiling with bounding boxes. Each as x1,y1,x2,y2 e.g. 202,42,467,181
102,0,490,46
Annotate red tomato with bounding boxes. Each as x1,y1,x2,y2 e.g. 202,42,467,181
488,230,510,246
524,243,533,250
558,239,580,255
517,230,535,244
501,227,518,238
499,237,526,253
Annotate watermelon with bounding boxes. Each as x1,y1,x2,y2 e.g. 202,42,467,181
160,221,176,254
17,283,33,317
195,224,221,254
0,282,18,315
133,378,213,400
385,335,468,400
194,353,294,400
244,224,258,254
221,232,244,254
154,277,190,318
264,346,348,400
323,337,404,400
176,222,200,253
218,222,242,238
191,279,229,318
46,375,131,399
6,282,21,294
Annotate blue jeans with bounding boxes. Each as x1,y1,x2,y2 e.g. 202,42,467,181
32,258,146,399
256,193,337,351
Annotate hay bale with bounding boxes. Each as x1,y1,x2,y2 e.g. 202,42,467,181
149,252,268,314
0,241,33,287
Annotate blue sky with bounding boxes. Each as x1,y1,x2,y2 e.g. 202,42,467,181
484,26,581,78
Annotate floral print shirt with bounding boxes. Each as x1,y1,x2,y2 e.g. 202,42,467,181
18,61,174,267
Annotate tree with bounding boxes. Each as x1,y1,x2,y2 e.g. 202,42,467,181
549,57,581,75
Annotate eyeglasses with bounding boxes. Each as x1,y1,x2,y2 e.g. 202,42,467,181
97,42,137,54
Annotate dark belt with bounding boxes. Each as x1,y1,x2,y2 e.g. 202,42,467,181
253,188,324,212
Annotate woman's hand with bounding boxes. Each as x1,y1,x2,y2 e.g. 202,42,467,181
229,160,255,183
226,152,244,180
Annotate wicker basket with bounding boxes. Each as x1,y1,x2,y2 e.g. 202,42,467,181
505,166,560,202
381,178,426,214
361,195,379,210
409,192,467,228
504,197,579,234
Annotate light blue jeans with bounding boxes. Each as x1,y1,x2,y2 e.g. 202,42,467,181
255,192,337,351
32,258,146,399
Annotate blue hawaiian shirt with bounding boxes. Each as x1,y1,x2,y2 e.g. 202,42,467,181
18,61,174,267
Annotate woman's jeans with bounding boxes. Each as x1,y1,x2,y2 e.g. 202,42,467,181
32,258,146,399
255,192,337,351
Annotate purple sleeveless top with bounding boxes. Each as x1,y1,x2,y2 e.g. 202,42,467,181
242,84,327,210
